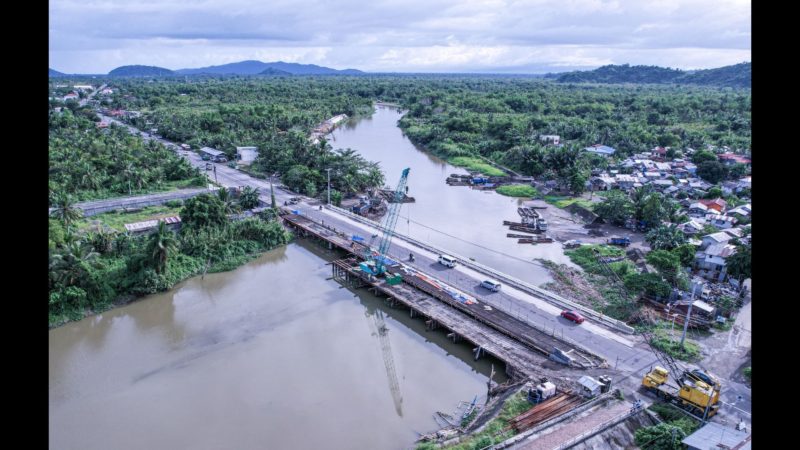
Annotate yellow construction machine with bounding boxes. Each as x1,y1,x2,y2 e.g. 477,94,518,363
642,366,721,418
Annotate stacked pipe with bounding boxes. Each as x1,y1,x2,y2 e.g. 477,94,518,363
507,392,584,433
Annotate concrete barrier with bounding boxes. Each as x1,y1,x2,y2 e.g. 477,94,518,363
328,205,635,334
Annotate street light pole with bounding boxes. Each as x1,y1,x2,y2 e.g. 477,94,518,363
326,168,332,205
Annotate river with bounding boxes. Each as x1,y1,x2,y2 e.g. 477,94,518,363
49,241,506,450
330,105,578,286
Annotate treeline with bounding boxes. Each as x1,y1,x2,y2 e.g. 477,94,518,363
555,63,751,89
49,103,206,202
97,76,748,197
106,78,385,197
49,193,291,327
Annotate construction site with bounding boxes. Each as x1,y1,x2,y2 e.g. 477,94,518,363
276,165,749,449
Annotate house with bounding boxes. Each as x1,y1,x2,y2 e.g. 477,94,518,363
695,243,737,281
682,422,750,450
584,144,616,157
73,84,94,91
651,179,674,190
720,180,738,196
651,146,668,158
663,185,680,197
687,202,709,218
678,219,706,236
590,176,616,191
705,213,737,229
684,162,697,175
199,147,228,162
728,204,751,218
236,146,259,165
539,135,560,145
99,88,113,95
699,198,727,213
180,144,191,150
672,299,717,321
96,121,109,128
718,152,752,166
737,176,751,192
63,92,79,101
614,174,637,190
723,227,744,239
654,162,672,173
124,216,182,235
701,231,733,250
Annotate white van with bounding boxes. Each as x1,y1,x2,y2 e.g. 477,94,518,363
438,254,457,268
481,279,502,292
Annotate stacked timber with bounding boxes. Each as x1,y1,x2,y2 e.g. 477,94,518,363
507,392,584,432
509,225,543,234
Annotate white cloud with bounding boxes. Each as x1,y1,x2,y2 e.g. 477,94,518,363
49,0,750,73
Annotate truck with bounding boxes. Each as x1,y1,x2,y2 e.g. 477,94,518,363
642,366,721,418
607,237,631,247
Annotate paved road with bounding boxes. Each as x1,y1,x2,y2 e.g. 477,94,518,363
96,111,751,424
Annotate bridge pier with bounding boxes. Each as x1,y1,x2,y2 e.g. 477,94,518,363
474,346,483,361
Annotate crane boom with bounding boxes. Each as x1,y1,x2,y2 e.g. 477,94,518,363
361,168,410,276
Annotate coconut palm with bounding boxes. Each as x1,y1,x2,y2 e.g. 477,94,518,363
145,221,178,274
239,186,260,210
51,193,83,228
50,241,99,287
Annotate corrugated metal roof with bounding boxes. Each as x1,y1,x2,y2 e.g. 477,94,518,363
124,216,181,232
578,376,603,390
705,243,737,257
682,422,749,450
200,147,224,156
705,232,732,243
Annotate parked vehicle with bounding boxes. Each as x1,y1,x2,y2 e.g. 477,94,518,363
480,279,502,292
560,309,585,324
607,237,631,247
438,254,457,268
563,239,583,249
537,219,548,231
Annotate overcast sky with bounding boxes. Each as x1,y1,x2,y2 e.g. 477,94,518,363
49,0,751,74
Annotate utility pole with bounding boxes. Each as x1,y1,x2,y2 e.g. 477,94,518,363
213,165,217,184
270,178,276,209
326,168,332,205
680,283,700,350
486,364,495,405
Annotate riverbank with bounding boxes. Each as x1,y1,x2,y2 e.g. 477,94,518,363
49,213,292,329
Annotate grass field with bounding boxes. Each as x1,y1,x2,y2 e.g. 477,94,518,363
448,156,506,177
496,185,539,197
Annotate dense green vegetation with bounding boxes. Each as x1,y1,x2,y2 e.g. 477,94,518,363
98,76,748,198
634,403,700,450
109,65,175,77
556,62,751,89
49,105,206,201
49,193,291,327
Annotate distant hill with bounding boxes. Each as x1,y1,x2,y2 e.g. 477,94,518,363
555,63,750,88
259,67,293,76
176,60,364,76
108,65,175,77
678,62,751,89
49,68,66,77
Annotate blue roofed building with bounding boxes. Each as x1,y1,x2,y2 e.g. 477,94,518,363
584,144,617,157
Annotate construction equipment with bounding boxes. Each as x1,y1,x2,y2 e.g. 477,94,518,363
641,365,721,418
592,251,723,420
359,168,410,277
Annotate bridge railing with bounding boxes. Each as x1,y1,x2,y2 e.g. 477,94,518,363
327,205,635,334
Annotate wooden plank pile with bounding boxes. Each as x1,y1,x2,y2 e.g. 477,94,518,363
507,392,584,433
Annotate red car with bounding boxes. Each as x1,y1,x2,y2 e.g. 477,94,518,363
560,310,585,324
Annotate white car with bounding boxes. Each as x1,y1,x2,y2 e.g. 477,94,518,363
480,279,502,292
438,254,457,268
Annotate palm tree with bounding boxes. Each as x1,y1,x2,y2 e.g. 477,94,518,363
726,243,751,285
50,241,99,287
145,221,178,274
217,188,239,214
239,186,260,210
51,193,83,229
